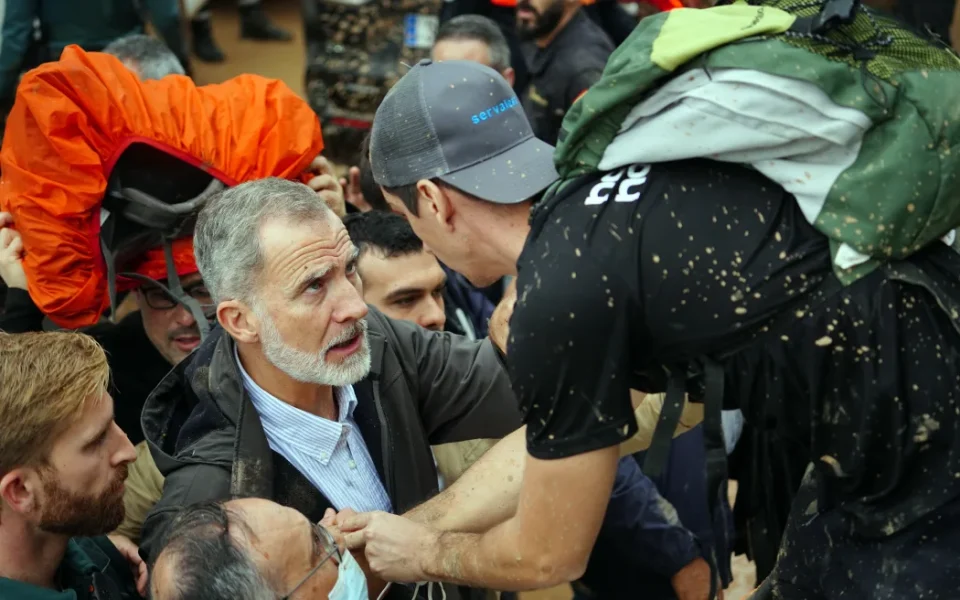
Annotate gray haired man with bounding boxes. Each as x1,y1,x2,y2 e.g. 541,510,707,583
139,177,523,600
432,15,516,87
104,34,187,81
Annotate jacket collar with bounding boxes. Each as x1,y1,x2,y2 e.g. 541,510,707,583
201,322,389,499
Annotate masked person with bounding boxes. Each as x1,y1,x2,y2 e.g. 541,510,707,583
0,332,142,599
339,3,960,592
138,177,526,600
150,499,369,600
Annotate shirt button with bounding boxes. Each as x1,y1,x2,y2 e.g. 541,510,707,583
348,460,357,469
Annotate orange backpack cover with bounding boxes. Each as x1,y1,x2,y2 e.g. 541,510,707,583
0,46,323,329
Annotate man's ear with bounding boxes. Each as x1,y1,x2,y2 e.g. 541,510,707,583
0,468,40,515
503,67,517,88
417,180,456,232
217,300,260,344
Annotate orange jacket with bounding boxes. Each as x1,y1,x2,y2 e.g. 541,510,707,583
0,46,323,328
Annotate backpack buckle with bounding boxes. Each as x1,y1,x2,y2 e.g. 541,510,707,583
791,0,860,35
818,0,859,31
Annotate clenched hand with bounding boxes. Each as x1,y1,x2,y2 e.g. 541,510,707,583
306,156,347,218
338,511,440,583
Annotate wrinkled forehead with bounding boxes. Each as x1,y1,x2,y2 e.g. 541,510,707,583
224,498,306,541
257,214,352,273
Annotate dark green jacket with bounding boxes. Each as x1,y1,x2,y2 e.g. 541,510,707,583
0,537,140,600
0,0,183,103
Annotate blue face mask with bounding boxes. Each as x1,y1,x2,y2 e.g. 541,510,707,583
328,550,369,600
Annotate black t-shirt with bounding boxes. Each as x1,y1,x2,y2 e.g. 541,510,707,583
509,159,960,537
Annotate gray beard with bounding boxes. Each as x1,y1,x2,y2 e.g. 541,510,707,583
256,308,372,387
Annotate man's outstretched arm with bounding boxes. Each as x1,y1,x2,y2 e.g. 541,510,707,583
404,426,527,533
341,444,619,590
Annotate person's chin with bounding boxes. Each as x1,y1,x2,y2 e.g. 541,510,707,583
325,337,373,385
465,271,503,289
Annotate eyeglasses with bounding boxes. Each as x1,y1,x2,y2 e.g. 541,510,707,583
141,282,213,311
281,521,342,600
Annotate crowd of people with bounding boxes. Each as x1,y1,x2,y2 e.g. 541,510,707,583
0,0,959,599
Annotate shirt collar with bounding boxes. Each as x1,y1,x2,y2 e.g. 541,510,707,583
233,347,358,456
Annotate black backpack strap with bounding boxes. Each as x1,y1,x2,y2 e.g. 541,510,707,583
117,236,213,339
100,238,120,322
643,366,726,596
641,370,687,479
702,357,730,599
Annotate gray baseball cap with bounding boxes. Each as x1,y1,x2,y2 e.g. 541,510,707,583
370,59,558,205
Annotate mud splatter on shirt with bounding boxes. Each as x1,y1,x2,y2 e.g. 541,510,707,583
510,159,960,544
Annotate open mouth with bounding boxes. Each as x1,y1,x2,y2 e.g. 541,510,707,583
172,336,201,352
327,332,362,357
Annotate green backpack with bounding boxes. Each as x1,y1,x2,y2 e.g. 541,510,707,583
549,0,960,285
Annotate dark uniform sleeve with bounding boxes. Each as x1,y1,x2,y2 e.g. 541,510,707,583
564,67,604,110
508,248,639,459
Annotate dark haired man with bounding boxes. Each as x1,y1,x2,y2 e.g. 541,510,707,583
346,37,960,600
516,0,614,144
149,498,363,600
433,15,516,86
343,210,716,599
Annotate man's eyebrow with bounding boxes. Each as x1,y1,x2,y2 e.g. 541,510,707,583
385,287,426,301
295,264,334,290
84,417,113,448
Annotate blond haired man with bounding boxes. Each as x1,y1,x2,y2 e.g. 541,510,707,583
0,332,142,600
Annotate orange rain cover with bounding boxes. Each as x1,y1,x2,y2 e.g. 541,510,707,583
0,46,323,329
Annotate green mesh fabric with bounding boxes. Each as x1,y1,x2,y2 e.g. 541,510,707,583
760,0,959,80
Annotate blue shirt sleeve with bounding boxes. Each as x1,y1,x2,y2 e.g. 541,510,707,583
600,458,703,578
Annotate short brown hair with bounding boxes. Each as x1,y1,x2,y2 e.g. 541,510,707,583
0,332,110,475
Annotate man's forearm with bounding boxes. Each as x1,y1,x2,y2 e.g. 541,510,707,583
406,427,526,532
423,523,555,591
417,446,620,590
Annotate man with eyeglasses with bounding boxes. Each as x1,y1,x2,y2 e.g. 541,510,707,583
149,498,370,600
0,226,207,445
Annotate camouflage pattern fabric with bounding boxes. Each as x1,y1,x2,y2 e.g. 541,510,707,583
550,0,960,285
303,0,442,165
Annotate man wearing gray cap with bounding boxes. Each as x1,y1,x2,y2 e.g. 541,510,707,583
339,15,960,599
337,58,657,591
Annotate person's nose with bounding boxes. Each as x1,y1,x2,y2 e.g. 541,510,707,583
419,297,446,331
331,279,369,324
111,423,137,467
171,302,197,326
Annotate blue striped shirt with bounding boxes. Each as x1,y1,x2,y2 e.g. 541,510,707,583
236,351,392,514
